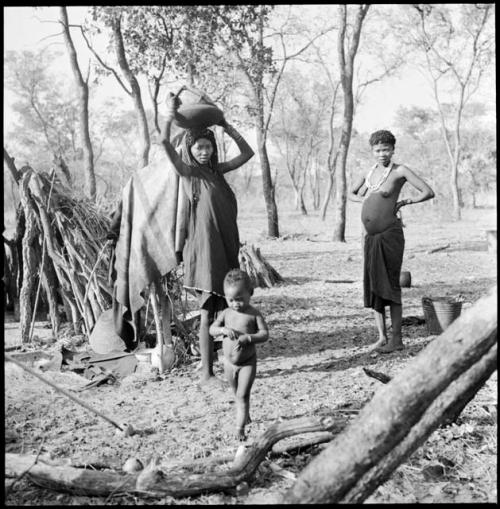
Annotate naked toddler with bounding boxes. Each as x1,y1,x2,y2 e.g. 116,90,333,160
209,269,269,440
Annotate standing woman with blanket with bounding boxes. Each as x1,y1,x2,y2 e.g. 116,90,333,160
349,130,434,353
162,94,254,387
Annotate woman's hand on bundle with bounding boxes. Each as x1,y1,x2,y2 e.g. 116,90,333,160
166,92,181,120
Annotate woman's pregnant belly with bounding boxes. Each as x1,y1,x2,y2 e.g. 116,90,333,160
361,192,398,234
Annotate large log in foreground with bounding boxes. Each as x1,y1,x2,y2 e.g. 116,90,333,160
282,285,497,504
5,414,346,498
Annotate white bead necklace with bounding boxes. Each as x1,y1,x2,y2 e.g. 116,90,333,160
365,162,394,192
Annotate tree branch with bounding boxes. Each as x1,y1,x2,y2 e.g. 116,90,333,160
78,25,132,95
4,148,21,184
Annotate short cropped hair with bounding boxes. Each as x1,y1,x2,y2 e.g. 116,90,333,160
369,130,396,147
223,268,253,294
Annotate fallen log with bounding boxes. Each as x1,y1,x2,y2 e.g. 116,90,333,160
5,414,340,498
282,285,497,504
343,342,497,503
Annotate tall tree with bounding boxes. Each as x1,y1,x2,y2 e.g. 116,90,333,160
333,4,370,241
313,44,342,221
5,49,78,185
406,4,494,220
84,7,151,168
59,7,96,199
315,4,404,222
272,71,326,215
216,5,333,237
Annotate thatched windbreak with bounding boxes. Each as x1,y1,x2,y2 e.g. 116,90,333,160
7,164,283,347
15,166,113,342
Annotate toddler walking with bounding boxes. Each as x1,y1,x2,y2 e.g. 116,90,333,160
209,269,269,440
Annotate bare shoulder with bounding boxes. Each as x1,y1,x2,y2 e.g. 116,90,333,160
394,163,414,178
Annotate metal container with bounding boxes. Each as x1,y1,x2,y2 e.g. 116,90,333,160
422,296,463,335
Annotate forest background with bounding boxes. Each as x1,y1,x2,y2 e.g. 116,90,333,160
3,4,496,239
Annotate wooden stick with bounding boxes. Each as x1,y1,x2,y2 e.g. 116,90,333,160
362,367,391,384
426,243,450,254
82,239,112,308
324,279,355,284
5,354,127,433
29,170,56,341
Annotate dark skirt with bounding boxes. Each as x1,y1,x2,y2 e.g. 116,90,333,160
363,220,405,312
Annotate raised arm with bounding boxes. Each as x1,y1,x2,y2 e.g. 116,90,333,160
217,119,255,174
395,165,435,212
348,172,368,202
161,94,193,177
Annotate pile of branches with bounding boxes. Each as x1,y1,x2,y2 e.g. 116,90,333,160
6,160,284,349
239,243,284,289
15,166,113,342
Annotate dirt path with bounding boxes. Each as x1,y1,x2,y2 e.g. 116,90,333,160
4,207,497,505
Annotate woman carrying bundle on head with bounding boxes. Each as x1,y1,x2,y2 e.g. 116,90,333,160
161,92,255,388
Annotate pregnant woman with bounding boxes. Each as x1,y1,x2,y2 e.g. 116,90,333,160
349,130,434,353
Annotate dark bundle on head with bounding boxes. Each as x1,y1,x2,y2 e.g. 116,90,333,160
224,268,253,294
369,130,396,147
182,127,218,167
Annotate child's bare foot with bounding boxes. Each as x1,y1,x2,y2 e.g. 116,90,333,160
198,374,227,390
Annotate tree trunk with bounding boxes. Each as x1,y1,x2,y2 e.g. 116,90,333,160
18,171,38,343
255,124,279,238
298,191,307,216
112,15,150,169
282,285,497,504
320,172,334,221
450,118,462,220
333,6,355,241
343,342,497,503
59,7,96,200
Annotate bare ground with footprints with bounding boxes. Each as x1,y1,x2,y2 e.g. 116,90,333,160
5,205,497,504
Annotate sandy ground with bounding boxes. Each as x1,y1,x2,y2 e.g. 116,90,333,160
4,205,497,505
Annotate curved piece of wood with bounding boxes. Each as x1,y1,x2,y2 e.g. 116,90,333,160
5,414,339,498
